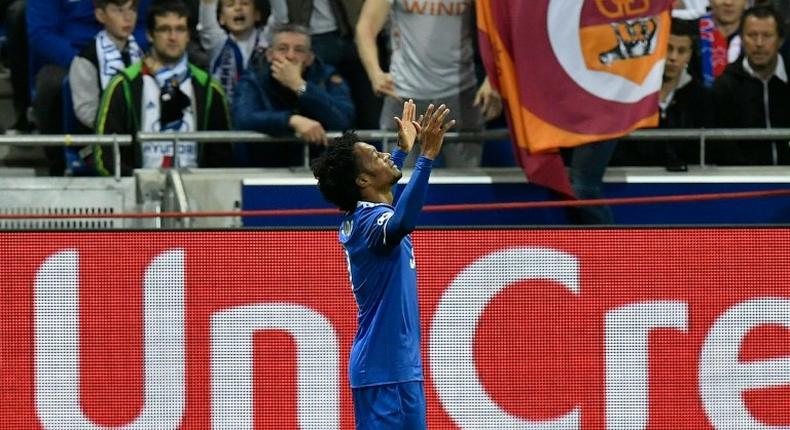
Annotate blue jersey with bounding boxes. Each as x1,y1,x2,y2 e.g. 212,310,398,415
340,155,433,388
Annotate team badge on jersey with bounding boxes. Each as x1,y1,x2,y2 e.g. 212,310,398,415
342,219,353,236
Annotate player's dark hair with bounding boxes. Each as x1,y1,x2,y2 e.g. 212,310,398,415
311,131,362,213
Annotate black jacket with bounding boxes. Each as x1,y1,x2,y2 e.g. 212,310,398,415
611,74,712,168
710,55,790,165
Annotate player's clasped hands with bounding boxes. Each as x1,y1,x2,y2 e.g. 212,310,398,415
418,104,455,160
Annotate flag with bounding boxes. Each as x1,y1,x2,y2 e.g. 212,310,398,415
477,0,673,197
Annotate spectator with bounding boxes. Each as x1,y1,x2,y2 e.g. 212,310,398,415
355,0,502,167
233,23,354,167
197,0,266,104
711,5,790,164
262,0,380,130
673,0,709,19
94,0,232,175
612,18,712,170
564,140,618,225
69,0,144,131
26,0,150,174
699,0,748,86
753,0,790,58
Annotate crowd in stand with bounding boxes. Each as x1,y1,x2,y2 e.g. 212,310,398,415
609,0,790,169
0,0,789,177
0,0,501,175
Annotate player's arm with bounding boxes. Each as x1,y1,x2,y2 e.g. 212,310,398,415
383,104,454,245
391,99,420,196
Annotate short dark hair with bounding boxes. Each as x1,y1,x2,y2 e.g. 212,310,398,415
741,5,786,39
670,18,697,41
95,0,139,10
147,0,191,34
311,131,362,212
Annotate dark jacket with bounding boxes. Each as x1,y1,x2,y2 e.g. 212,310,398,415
612,73,713,168
711,55,790,165
95,61,233,176
233,57,354,166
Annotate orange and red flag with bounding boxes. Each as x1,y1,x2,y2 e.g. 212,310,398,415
477,0,673,197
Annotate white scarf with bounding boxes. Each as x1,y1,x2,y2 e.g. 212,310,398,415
96,30,143,89
140,56,198,168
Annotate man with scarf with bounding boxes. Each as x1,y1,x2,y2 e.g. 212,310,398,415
94,0,233,176
198,0,267,105
70,0,145,132
233,22,354,167
27,0,151,174
699,0,748,86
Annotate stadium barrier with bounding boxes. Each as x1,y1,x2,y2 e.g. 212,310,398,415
1,130,790,228
2,127,790,172
3,229,788,429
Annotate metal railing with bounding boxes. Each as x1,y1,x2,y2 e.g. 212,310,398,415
3,129,790,176
0,134,132,179
136,130,513,169
1,129,789,229
624,128,790,167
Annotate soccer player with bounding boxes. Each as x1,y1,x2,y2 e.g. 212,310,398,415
311,100,454,429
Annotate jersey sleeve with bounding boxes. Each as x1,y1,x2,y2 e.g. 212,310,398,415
384,156,433,244
356,156,433,252
356,205,397,253
390,148,408,198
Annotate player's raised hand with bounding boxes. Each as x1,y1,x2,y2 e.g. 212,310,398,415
419,104,455,160
393,99,421,154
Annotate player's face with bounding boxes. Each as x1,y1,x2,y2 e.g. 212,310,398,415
353,142,401,189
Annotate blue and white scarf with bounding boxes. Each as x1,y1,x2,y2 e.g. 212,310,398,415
96,30,143,89
152,54,191,90
211,29,265,101
141,55,198,168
